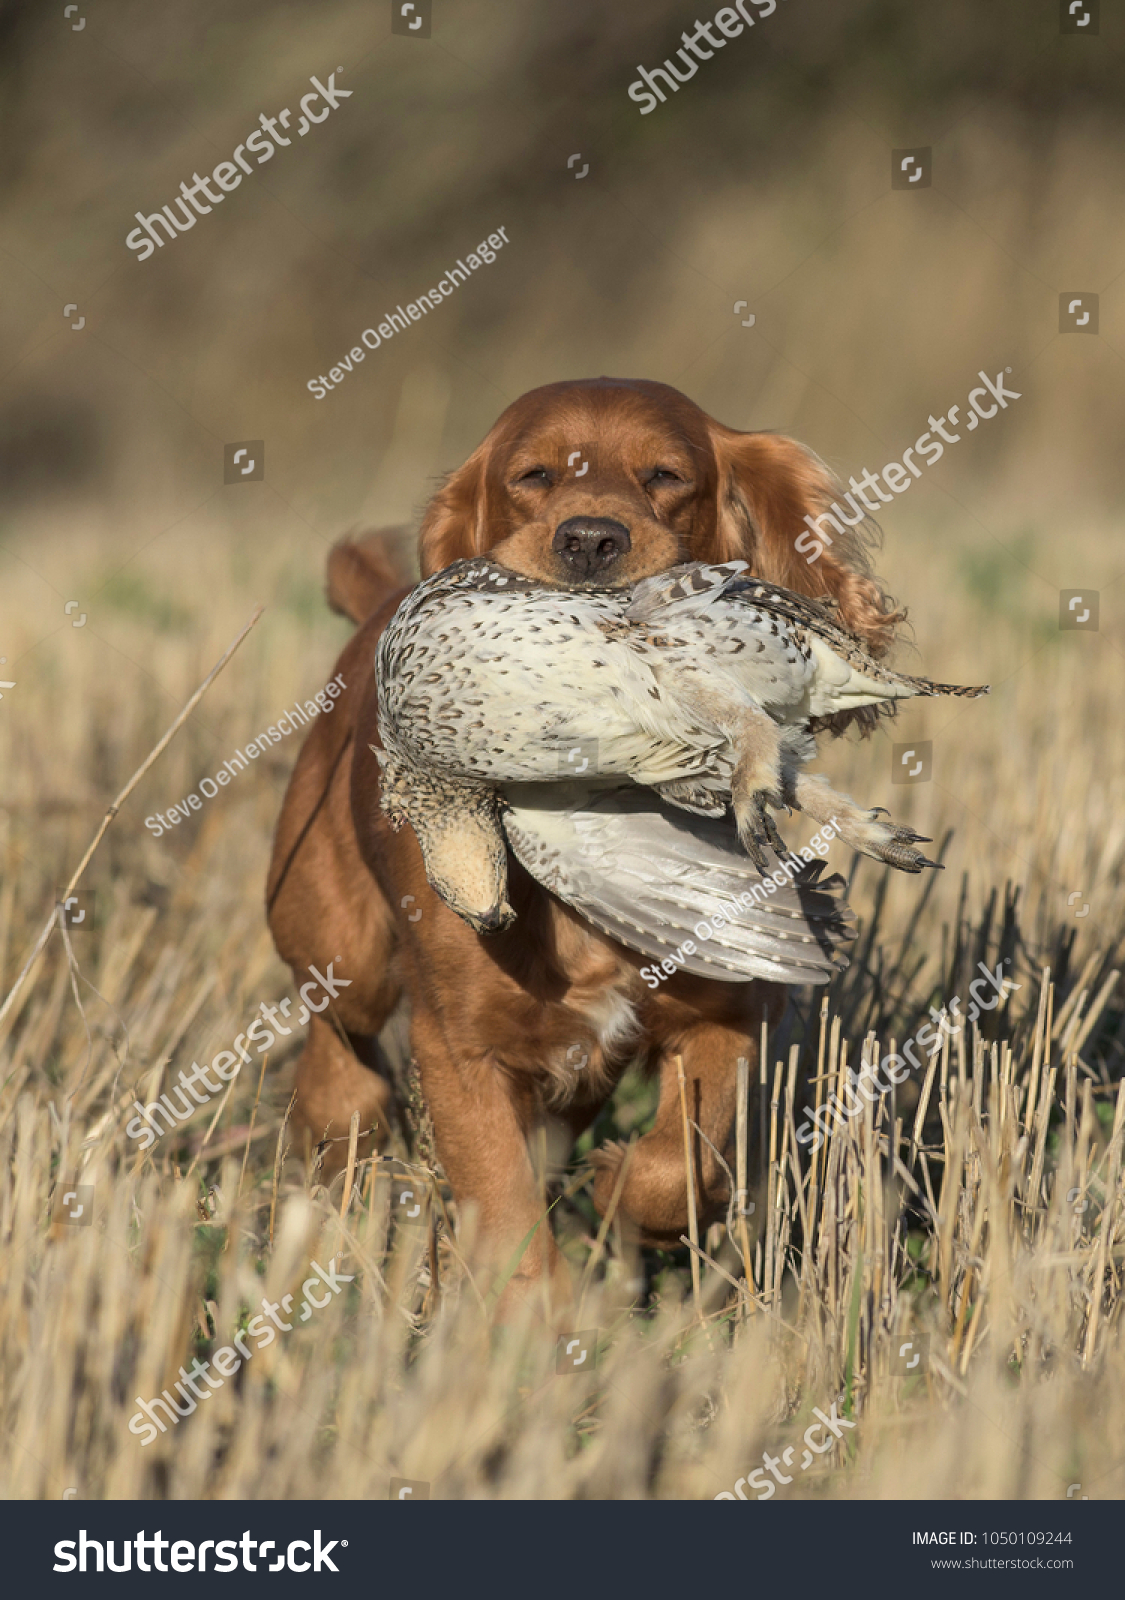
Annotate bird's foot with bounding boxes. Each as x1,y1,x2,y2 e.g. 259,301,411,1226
734,788,790,871
841,808,941,873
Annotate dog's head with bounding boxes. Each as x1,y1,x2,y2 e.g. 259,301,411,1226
419,377,900,658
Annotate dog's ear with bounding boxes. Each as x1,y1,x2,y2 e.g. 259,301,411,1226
705,424,902,658
418,442,491,576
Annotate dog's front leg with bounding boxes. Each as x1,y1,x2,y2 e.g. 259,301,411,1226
591,987,783,1246
412,1007,573,1324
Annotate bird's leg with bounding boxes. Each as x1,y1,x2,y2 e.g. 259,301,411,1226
792,772,940,874
729,706,790,870
377,751,515,932
775,725,817,810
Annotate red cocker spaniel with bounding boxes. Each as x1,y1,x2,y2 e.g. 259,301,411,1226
266,377,900,1316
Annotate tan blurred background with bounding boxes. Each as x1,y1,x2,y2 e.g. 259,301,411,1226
1,0,1124,940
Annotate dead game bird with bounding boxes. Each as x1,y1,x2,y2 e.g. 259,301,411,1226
374,557,988,933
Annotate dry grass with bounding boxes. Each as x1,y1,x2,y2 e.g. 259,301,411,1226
1,515,1123,1502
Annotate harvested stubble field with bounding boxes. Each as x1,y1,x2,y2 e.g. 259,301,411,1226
0,515,1122,1502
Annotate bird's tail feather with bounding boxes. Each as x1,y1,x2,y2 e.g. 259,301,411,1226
900,677,990,699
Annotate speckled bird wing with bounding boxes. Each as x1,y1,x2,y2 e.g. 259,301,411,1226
623,561,823,724
627,562,989,718
376,558,730,788
627,563,855,652
502,782,855,985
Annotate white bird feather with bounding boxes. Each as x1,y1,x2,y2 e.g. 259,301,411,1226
503,783,855,984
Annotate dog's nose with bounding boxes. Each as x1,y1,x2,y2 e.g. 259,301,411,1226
552,517,632,578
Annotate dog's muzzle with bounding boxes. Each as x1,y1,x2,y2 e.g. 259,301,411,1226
552,516,631,579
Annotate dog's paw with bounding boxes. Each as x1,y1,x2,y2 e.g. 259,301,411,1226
589,1137,630,1174
589,1139,632,1216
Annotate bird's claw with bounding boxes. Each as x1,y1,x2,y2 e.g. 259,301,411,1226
836,808,943,873
762,808,787,855
880,844,943,873
736,789,789,870
888,823,932,844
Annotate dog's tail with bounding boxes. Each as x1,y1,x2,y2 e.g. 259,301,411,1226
326,527,416,626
